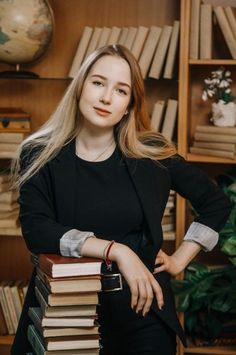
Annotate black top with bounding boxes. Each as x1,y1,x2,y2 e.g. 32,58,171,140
74,147,144,250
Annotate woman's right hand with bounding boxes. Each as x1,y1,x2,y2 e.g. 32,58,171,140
110,243,164,316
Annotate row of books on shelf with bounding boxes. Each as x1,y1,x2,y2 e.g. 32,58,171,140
69,21,180,80
150,99,178,142
0,280,28,335
190,124,236,159
190,0,236,59
27,254,103,354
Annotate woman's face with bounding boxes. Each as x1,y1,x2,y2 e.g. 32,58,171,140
79,55,132,131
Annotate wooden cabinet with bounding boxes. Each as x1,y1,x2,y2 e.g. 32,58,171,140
178,1,236,354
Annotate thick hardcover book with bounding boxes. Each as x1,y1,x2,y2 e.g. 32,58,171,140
35,276,99,307
36,268,101,294
189,0,201,59
196,124,236,135
45,334,100,351
163,20,180,79
194,132,236,143
148,25,173,79
214,6,236,59
27,324,100,355
38,254,102,278
200,4,212,59
35,286,97,318
28,307,98,328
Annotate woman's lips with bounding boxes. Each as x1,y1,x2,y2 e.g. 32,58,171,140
94,107,111,116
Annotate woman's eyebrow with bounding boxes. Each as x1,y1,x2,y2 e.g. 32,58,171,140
91,74,131,89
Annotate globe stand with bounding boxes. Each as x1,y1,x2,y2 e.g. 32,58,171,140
0,64,39,79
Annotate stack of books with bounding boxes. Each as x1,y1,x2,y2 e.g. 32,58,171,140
68,21,180,80
0,107,31,159
0,172,21,236
190,125,236,159
162,190,176,241
28,254,103,355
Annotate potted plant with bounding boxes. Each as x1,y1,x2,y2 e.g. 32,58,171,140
202,67,236,127
172,176,236,346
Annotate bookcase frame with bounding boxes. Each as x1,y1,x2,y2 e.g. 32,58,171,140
0,0,235,354
178,1,236,355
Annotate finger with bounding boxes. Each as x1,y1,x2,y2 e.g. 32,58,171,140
130,282,139,309
142,281,153,316
153,264,167,274
135,281,147,313
151,278,164,310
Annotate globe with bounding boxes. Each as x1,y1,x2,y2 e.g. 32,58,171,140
0,0,54,76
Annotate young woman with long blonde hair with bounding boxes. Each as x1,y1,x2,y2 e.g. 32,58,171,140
11,45,231,355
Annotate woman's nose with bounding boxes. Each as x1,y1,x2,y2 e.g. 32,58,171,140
99,89,112,105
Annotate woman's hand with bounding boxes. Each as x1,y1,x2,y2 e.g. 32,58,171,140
153,249,183,276
111,243,164,317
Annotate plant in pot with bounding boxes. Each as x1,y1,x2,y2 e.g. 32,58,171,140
172,176,236,346
202,67,236,127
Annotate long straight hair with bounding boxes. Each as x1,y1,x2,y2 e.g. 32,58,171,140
11,44,176,188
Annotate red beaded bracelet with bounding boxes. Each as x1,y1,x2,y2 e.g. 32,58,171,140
104,240,115,271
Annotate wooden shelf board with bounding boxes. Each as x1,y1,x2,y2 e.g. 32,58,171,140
0,335,14,345
184,346,236,354
189,59,236,65
187,153,236,164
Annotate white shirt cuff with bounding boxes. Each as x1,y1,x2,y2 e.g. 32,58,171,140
183,222,219,252
60,229,95,257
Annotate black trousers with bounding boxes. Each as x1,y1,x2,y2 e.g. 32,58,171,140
98,285,177,355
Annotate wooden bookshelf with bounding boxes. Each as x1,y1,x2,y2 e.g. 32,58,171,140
178,1,236,354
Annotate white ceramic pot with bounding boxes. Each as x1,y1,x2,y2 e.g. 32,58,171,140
211,101,236,127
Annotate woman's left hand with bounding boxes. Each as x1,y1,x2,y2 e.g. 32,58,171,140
153,249,183,276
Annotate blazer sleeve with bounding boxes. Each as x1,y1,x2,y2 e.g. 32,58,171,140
18,149,72,255
161,154,232,233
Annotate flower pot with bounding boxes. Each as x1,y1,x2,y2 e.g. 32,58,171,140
211,101,236,127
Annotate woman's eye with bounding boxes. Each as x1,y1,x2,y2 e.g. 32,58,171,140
92,81,103,86
117,88,127,96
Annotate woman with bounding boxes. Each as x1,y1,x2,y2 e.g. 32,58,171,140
11,45,231,355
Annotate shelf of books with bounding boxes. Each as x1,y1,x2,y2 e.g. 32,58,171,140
178,0,236,354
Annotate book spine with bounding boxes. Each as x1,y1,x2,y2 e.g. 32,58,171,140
195,132,236,143
149,25,173,79
123,27,138,50
107,26,121,45
27,324,45,355
131,26,149,60
96,27,111,48
193,141,235,152
196,124,236,135
84,27,102,59
138,26,162,79
163,21,180,79
225,6,236,39
200,4,212,59
68,26,93,78
150,100,165,132
161,99,178,141
0,285,14,334
189,0,201,59
190,146,235,159
214,6,236,59
117,27,129,45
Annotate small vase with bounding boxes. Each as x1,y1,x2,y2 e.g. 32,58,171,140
211,101,236,127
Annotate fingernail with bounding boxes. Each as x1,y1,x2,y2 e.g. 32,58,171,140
159,304,164,311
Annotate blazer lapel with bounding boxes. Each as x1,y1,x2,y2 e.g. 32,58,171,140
124,157,171,268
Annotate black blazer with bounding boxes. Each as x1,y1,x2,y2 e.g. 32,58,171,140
11,140,232,354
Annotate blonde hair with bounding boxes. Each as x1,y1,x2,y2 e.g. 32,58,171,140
11,44,176,188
